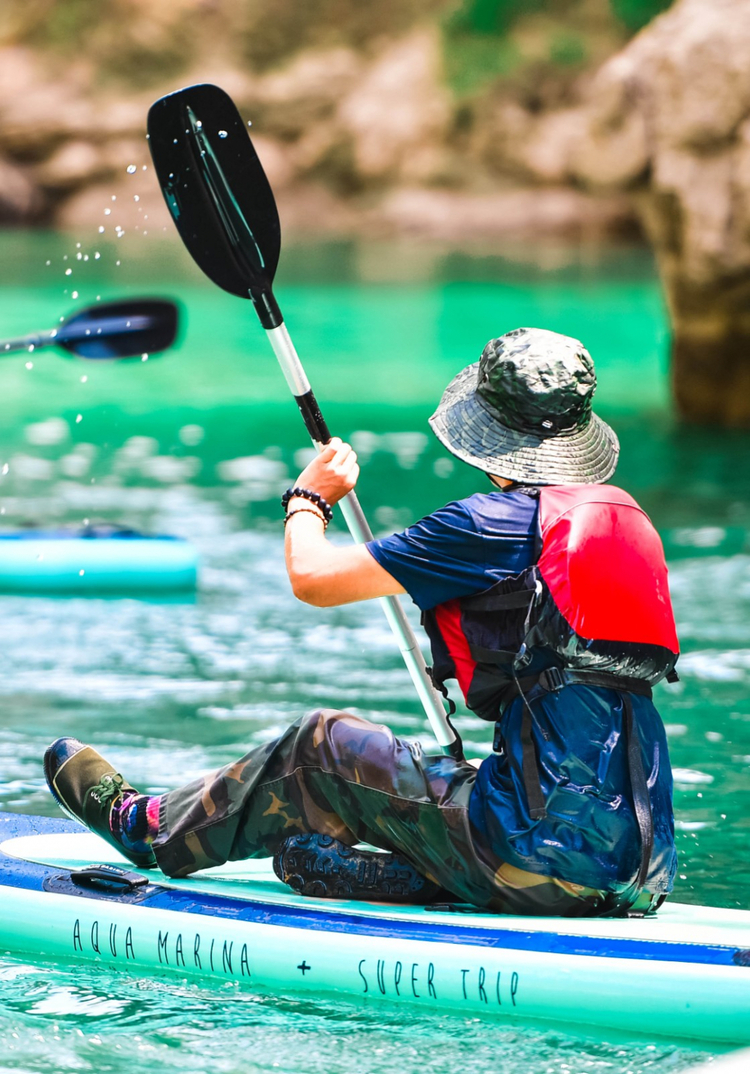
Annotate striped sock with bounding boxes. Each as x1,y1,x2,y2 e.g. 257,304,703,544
109,793,160,856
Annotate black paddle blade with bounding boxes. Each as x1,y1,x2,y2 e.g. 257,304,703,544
57,299,179,359
147,84,282,324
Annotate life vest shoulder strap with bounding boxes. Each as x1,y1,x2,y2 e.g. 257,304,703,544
538,483,646,533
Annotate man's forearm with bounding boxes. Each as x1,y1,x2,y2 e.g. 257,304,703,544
283,501,405,607
284,503,342,605
281,440,404,606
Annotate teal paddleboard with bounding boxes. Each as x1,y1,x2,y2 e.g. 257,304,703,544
0,813,748,1043
0,532,197,593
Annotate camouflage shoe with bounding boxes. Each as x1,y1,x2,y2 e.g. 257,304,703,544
44,737,155,868
273,833,445,903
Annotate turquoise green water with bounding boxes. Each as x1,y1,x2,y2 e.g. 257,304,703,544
0,229,748,1071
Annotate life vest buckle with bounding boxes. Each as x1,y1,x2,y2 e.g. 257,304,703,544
537,666,566,693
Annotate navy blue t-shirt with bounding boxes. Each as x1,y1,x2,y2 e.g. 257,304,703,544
367,489,539,610
366,488,677,896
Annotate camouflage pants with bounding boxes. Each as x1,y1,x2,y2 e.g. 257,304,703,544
153,709,608,916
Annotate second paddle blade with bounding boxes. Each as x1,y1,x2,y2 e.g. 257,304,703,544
58,299,179,359
147,83,281,302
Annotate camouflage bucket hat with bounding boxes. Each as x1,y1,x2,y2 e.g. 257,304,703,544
429,327,619,485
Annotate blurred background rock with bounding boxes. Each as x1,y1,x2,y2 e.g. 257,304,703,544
3,0,750,423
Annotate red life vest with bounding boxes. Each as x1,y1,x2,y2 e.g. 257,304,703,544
423,485,679,721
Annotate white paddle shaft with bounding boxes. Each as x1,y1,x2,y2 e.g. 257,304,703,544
266,323,459,754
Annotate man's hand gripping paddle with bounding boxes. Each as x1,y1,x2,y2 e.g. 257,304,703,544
147,83,462,759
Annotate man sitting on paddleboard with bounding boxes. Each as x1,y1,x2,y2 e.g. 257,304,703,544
44,328,679,917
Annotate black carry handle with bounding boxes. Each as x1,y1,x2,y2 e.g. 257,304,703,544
71,864,151,894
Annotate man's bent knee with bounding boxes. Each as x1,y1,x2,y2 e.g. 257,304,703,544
296,709,400,781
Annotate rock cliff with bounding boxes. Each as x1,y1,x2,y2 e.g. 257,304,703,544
0,1,638,240
508,0,750,423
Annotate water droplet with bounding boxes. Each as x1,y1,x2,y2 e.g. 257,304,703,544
45,260,51,266
141,353,149,362
80,375,88,383
247,120,253,128
83,518,89,525
27,345,34,353
65,268,72,275
98,226,105,233
76,252,82,259
71,291,79,299
79,569,85,576
50,329,57,338
127,164,137,174
218,129,228,138
76,242,81,249
75,414,83,423
96,296,101,301
2,464,8,475
25,361,33,370
94,252,101,259
142,164,147,170
104,208,111,216
63,255,68,261
84,329,90,335
133,195,140,202
195,120,203,130
173,138,178,145
83,254,89,261
111,195,117,201
116,261,121,266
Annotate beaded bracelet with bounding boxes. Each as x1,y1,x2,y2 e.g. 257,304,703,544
281,486,334,523
284,506,328,529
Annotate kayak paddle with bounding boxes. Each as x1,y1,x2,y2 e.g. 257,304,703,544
1,299,180,360
147,83,462,759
